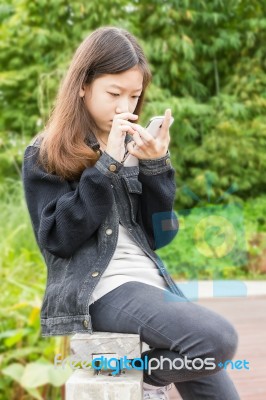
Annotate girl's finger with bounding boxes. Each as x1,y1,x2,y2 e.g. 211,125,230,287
131,131,145,147
127,141,138,154
127,141,146,157
119,125,139,135
132,124,155,143
117,119,138,126
127,141,134,150
159,109,171,138
113,112,138,121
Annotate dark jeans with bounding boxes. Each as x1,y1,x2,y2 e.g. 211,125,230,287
89,281,240,399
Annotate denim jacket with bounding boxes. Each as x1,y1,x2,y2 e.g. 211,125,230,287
22,132,186,337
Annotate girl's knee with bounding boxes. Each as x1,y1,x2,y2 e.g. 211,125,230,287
222,321,238,360
209,318,238,362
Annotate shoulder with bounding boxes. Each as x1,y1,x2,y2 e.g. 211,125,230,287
28,132,45,148
23,132,47,177
22,131,67,184
23,132,45,162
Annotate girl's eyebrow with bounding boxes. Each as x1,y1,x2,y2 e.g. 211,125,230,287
109,84,143,92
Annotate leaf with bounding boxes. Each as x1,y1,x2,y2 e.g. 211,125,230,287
4,328,32,348
7,301,30,311
1,363,25,382
3,363,43,400
20,360,73,388
25,387,43,400
28,306,41,326
1,347,44,364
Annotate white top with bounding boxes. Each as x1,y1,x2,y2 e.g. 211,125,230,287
88,223,168,305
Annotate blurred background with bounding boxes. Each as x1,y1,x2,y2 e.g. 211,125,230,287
1,0,266,399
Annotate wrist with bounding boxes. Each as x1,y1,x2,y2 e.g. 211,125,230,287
139,150,173,175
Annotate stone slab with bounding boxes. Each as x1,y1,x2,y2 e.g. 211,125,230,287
70,332,141,363
66,368,143,400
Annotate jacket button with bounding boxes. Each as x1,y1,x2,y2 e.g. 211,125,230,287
83,320,88,328
92,271,99,277
106,228,113,235
109,164,117,172
165,158,171,165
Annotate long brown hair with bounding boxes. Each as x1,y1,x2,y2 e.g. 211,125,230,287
35,26,152,181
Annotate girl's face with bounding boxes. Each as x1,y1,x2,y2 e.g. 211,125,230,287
80,66,143,135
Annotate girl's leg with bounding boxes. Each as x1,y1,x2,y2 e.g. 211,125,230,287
174,370,240,400
89,281,240,399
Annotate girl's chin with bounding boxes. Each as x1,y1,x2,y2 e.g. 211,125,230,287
97,122,110,134
102,121,112,129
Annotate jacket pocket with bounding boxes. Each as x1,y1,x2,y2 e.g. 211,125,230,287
123,176,142,194
122,176,142,223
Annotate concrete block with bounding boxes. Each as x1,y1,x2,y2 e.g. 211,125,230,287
66,368,143,400
70,332,141,363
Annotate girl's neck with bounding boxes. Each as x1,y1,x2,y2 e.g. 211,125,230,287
96,133,108,152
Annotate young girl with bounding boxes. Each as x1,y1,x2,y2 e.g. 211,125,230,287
22,26,240,400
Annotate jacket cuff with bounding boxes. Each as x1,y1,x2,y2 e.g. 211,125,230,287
139,150,173,175
94,151,124,176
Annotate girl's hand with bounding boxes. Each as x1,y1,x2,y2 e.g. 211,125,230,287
126,109,172,160
105,112,139,162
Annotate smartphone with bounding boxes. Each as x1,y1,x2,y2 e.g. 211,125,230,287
146,115,174,138
122,115,174,166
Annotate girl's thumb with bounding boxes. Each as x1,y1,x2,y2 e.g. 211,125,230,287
127,141,135,152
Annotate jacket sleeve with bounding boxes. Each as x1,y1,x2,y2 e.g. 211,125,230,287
22,146,122,259
136,151,179,251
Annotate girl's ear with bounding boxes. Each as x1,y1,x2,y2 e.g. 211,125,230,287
79,87,85,97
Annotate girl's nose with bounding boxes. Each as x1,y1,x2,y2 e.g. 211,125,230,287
116,99,130,114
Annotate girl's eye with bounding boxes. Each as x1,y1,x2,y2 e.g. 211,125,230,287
108,92,140,99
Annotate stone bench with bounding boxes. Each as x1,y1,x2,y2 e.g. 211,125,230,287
65,331,182,400
65,332,147,400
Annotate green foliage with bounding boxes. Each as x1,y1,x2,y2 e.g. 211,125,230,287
0,0,130,134
2,360,72,399
1,0,266,203
0,178,72,399
157,195,266,280
1,1,266,398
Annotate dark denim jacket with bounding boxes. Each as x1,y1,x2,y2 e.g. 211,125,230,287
22,133,186,337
